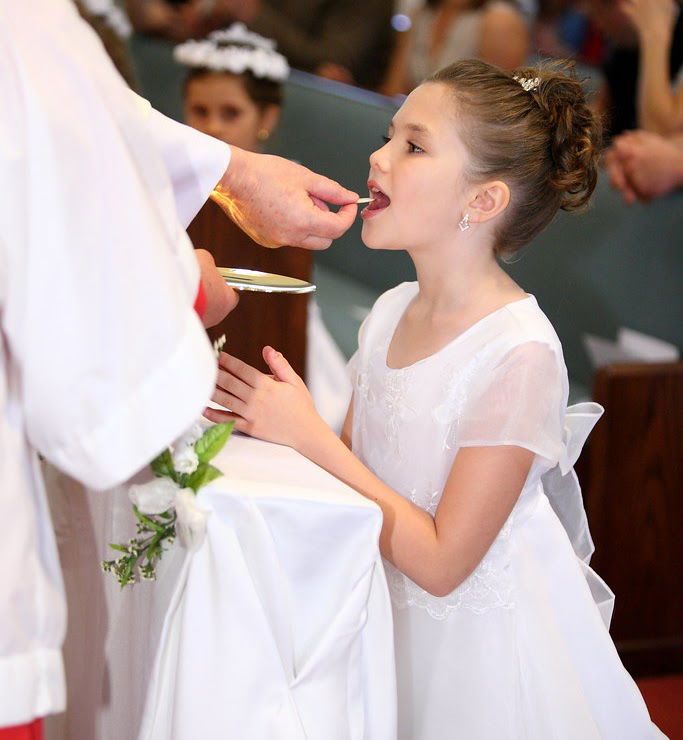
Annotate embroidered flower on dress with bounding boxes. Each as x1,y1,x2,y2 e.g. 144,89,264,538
386,513,515,619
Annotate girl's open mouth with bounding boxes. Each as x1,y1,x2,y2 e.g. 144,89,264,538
361,184,391,219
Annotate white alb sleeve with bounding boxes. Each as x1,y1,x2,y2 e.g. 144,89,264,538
141,98,231,228
0,6,220,489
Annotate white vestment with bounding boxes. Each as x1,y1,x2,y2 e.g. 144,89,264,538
0,0,230,726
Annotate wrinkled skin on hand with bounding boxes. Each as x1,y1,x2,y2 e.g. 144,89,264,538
212,147,358,250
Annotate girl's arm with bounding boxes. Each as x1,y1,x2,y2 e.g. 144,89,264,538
205,349,534,597
621,0,683,135
340,397,354,451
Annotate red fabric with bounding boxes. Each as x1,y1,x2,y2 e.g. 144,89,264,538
193,280,207,322
0,719,43,740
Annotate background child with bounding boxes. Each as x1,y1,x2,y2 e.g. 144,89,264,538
175,23,286,151
205,59,664,738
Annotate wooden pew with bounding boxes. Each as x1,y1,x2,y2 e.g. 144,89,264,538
580,362,683,676
187,200,311,378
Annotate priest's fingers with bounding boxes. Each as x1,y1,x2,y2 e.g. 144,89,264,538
299,235,335,250
213,149,358,249
217,351,265,388
307,173,358,207
305,202,357,243
309,195,330,212
194,249,239,327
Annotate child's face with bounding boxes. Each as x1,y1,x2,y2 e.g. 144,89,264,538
361,83,472,252
184,72,271,151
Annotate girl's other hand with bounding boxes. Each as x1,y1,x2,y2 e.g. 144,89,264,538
204,348,326,450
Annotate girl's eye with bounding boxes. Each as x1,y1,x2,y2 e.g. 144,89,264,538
220,106,241,122
381,135,391,145
408,141,424,154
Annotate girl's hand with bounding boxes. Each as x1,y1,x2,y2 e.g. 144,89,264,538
620,0,676,42
204,347,327,450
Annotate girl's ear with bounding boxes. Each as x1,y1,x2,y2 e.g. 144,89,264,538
467,181,510,224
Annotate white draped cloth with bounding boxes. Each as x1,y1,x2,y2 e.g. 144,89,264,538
349,282,664,739
45,435,396,740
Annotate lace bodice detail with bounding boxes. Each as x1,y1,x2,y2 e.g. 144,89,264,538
350,283,570,621
385,514,515,619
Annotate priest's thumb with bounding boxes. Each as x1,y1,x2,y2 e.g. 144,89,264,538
263,346,299,385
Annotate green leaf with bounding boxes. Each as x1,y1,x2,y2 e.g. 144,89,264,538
185,462,223,492
195,422,234,463
109,543,129,553
132,506,167,534
150,448,176,480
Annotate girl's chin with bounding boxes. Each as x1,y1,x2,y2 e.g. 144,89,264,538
361,222,400,251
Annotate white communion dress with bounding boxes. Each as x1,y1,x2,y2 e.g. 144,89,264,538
349,282,665,739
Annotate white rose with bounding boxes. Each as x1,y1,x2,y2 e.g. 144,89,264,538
175,421,208,450
129,478,179,515
174,488,209,552
172,445,200,474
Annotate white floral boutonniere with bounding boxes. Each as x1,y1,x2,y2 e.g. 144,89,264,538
101,420,234,587
102,336,232,587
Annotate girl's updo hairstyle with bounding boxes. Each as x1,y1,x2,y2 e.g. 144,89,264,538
427,59,602,257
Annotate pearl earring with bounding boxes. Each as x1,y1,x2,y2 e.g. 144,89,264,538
458,213,470,232
257,128,270,141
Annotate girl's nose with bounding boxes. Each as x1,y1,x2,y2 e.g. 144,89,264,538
369,145,389,172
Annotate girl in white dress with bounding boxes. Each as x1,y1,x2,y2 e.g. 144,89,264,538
206,59,665,738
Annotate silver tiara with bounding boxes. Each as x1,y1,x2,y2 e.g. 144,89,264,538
174,24,289,82
513,75,540,92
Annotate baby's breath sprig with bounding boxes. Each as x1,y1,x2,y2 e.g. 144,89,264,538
102,420,233,587
213,333,227,358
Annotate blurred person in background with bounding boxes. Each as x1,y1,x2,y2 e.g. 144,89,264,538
534,0,603,62
620,0,683,136
604,129,683,203
126,0,394,89
381,0,530,96
177,23,285,151
588,0,683,140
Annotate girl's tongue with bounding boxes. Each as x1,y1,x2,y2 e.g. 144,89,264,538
368,190,390,210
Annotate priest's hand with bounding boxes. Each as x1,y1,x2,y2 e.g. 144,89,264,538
205,347,328,450
194,248,239,327
211,147,358,250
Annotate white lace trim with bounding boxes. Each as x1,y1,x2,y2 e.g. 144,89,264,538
386,515,515,620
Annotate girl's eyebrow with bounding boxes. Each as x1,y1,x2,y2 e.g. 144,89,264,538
405,123,430,136
389,120,431,137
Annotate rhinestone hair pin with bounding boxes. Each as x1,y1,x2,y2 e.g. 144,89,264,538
513,76,540,92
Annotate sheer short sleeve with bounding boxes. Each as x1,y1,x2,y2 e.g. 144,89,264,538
454,341,566,465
